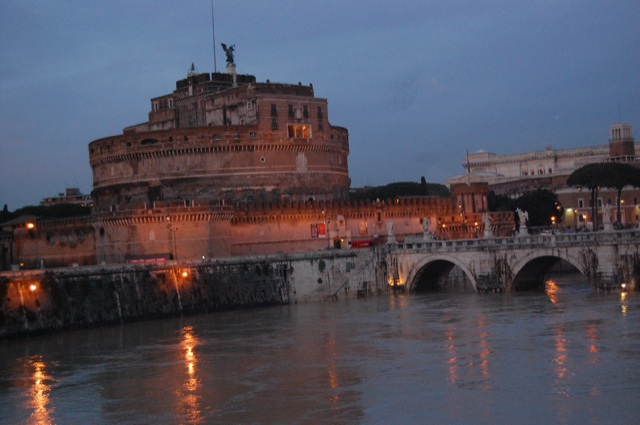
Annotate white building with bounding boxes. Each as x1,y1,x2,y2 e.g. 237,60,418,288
445,123,640,229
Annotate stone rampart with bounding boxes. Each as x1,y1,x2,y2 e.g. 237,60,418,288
89,126,351,208
0,249,383,338
5,197,514,268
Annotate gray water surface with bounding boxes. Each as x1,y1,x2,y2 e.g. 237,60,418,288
1,278,638,424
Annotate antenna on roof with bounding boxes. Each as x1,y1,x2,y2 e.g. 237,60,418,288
211,0,217,73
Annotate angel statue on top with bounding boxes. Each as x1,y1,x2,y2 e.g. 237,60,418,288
221,43,235,65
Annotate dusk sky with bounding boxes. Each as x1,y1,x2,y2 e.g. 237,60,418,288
1,0,638,209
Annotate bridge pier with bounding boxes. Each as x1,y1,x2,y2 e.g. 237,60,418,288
476,273,505,293
592,272,619,291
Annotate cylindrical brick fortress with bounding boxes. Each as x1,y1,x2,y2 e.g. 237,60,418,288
89,72,350,210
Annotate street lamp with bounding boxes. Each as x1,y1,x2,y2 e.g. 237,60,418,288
26,222,40,268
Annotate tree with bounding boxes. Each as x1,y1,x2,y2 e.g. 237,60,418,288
567,164,601,227
598,163,640,223
0,204,10,224
0,204,92,224
567,163,640,226
420,176,429,196
513,189,562,227
489,189,562,228
351,181,450,200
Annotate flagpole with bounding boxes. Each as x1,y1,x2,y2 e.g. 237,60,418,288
211,0,217,73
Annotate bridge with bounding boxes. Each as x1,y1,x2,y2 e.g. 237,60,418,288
383,230,640,292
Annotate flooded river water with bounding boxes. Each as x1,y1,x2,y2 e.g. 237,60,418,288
1,274,638,424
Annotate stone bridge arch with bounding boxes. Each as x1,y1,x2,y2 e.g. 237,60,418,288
508,248,590,292
405,254,478,292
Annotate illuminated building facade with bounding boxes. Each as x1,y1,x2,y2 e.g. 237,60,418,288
446,123,640,228
0,63,514,270
89,65,350,210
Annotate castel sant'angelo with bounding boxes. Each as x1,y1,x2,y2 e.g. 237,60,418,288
2,48,513,270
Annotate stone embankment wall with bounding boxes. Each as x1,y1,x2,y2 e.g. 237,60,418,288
0,249,383,338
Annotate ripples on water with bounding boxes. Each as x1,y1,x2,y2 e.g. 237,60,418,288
1,274,638,424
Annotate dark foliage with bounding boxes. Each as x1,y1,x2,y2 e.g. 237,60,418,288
0,204,91,224
351,181,450,201
567,163,640,224
489,189,562,227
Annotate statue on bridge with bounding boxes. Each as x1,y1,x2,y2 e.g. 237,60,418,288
422,218,434,241
516,208,529,237
386,221,396,244
482,213,493,238
603,203,613,232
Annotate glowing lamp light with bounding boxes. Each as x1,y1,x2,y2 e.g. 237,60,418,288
26,222,35,229
621,283,627,290
29,284,37,292
181,271,189,278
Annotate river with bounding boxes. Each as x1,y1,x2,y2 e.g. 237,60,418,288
1,274,638,424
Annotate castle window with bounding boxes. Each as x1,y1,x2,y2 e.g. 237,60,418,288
270,104,278,117
250,132,257,138
214,134,222,140
153,102,159,112
288,105,294,118
247,102,253,110
168,98,174,108
271,118,278,130
303,106,309,118
288,124,310,139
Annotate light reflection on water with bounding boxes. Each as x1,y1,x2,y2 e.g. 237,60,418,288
175,325,204,424
0,274,638,424
28,355,54,425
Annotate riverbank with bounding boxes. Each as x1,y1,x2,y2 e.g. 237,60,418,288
0,249,383,339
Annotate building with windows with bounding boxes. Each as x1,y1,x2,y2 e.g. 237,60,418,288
446,123,640,229
40,188,93,207
1,62,514,270
89,65,350,211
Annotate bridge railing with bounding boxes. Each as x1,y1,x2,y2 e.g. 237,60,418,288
394,229,640,252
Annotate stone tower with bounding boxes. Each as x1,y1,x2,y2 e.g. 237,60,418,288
609,123,635,160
